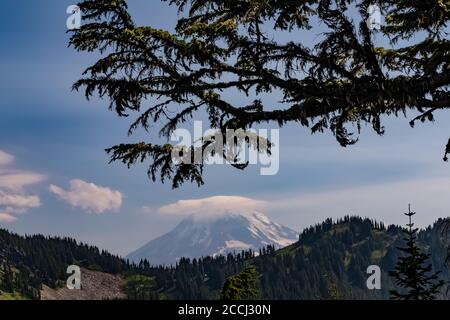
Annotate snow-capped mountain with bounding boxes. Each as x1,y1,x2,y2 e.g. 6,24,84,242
126,212,298,266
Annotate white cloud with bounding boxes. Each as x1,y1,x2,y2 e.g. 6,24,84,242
265,176,450,230
0,150,14,166
0,149,44,223
49,179,123,214
156,177,450,232
0,212,17,223
0,192,41,214
0,171,46,191
158,195,266,218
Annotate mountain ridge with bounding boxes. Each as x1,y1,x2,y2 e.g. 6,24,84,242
144,216,450,299
126,211,298,265
2,215,450,300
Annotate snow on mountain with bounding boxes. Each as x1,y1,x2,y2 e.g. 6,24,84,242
126,211,298,266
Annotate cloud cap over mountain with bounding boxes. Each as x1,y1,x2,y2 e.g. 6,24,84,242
130,196,298,265
157,195,266,219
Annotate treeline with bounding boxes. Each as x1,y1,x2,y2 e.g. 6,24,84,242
2,216,450,300
135,247,275,299
0,229,132,299
0,227,271,300
137,217,450,300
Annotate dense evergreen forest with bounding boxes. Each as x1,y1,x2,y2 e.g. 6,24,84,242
140,217,450,299
1,216,450,300
0,230,131,299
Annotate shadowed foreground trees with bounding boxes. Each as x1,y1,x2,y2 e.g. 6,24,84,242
70,0,450,188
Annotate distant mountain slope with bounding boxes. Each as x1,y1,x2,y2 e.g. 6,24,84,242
142,216,450,300
2,216,450,300
0,228,131,300
126,212,299,265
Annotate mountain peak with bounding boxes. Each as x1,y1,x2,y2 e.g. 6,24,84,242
127,211,298,265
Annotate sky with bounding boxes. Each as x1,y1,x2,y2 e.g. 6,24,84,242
0,0,449,256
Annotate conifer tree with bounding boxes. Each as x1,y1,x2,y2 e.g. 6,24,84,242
69,0,450,188
389,205,446,300
124,274,156,300
221,266,259,300
324,274,343,300
1,262,14,293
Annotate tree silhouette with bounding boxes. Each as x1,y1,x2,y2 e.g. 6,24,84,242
389,205,445,300
69,0,450,188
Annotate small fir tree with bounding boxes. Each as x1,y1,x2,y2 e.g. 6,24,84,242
221,266,259,300
390,205,445,300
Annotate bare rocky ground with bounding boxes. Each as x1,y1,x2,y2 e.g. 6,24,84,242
41,268,126,300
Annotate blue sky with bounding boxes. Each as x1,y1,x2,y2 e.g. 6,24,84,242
0,0,449,256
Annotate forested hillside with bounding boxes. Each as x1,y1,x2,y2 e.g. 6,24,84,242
0,230,131,299
140,217,450,300
1,216,450,300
